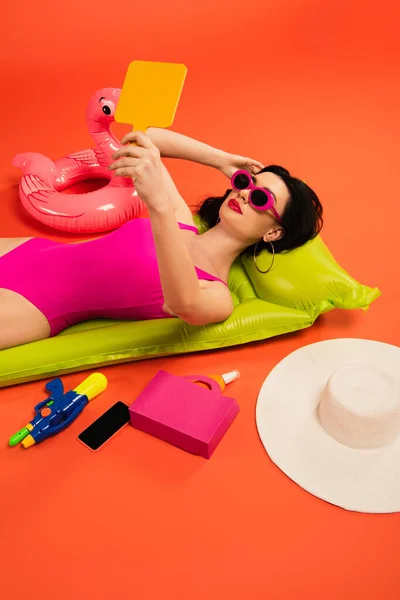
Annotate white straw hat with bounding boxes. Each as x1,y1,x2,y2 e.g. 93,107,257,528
256,338,400,513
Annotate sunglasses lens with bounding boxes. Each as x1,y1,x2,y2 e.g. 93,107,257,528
251,189,269,208
233,173,250,190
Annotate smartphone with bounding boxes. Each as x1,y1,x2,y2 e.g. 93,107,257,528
77,401,130,451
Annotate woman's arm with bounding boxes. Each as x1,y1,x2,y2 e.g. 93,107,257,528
115,131,204,223
159,163,194,224
148,202,233,325
115,130,264,223
146,128,226,169
109,132,233,325
146,128,265,178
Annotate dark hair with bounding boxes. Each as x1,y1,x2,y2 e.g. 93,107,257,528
196,165,323,255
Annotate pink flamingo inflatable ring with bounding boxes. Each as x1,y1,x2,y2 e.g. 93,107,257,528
12,88,145,233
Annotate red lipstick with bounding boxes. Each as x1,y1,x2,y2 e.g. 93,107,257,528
228,199,242,214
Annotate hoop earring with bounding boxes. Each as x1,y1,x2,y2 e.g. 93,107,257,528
253,240,275,274
216,216,221,224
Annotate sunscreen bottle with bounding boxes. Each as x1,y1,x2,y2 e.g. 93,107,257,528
194,370,240,391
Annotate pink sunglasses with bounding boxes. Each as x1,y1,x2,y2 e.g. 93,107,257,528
230,170,282,223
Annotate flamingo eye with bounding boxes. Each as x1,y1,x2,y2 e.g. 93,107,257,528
99,98,115,116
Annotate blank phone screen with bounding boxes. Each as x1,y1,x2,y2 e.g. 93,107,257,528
78,401,130,450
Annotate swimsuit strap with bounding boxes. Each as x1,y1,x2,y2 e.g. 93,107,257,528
194,267,228,287
178,221,228,287
178,222,199,234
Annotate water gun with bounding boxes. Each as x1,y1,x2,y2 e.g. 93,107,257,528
9,373,107,449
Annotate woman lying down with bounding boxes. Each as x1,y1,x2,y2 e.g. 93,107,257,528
0,128,323,350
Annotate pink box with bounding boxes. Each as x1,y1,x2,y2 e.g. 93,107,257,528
129,370,240,459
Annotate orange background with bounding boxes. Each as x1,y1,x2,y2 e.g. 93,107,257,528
1,1,400,598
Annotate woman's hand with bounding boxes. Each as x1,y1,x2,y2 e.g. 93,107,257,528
218,153,265,179
109,131,168,210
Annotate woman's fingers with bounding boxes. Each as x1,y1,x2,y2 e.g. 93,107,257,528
109,157,140,171
120,131,141,145
249,162,264,174
113,167,136,178
112,145,145,160
120,131,155,149
251,159,265,171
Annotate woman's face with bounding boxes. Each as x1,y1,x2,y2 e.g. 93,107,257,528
219,171,290,245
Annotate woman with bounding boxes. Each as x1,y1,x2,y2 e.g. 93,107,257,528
0,129,323,350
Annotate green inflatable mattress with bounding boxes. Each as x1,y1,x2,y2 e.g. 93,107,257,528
0,216,380,387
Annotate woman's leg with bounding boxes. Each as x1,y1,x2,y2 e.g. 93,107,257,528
0,237,33,258
0,288,51,350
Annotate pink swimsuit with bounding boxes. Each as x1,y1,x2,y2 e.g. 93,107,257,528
0,219,226,336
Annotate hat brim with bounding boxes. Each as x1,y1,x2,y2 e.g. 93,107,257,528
256,338,400,514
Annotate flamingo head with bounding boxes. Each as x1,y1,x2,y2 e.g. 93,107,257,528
86,88,122,131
